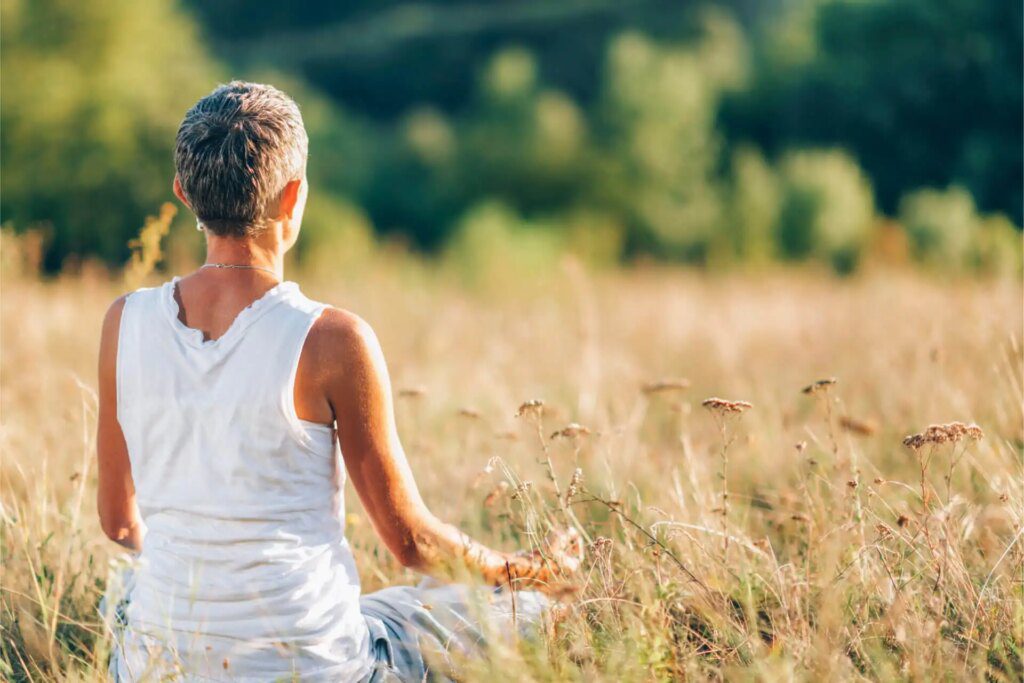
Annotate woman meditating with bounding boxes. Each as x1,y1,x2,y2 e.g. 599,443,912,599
96,81,582,681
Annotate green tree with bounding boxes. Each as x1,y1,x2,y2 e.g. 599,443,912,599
1,0,217,268
722,0,1022,225
594,10,747,261
776,149,875,273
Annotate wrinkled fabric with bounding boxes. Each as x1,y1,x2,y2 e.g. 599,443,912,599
360,582,549,682
111,279,370,680
102,564,549,682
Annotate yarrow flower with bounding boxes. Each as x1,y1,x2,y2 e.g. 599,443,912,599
801,378,838,395
701,397,753,414
515,399,544,418
550,423,591,440
902,422,984,450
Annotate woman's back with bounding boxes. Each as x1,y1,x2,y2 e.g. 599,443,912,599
98,81,576,683
113,276,370,681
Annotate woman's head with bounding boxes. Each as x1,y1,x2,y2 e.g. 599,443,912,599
174,82,308,244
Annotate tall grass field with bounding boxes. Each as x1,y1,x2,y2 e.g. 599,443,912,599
2,229,1022,681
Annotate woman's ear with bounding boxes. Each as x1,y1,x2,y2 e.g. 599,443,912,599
278,179,303,220
172,175,191,209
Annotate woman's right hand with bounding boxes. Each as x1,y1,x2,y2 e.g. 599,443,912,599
503,527,585,595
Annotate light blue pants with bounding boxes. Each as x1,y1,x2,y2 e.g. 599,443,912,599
359,582,549,682
101,566,549,682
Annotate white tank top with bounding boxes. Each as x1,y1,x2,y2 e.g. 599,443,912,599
114,276,371,681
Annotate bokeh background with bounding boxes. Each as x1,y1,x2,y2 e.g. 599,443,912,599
2,0,1021,277
3,4,1024,681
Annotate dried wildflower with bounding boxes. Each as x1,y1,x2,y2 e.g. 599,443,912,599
642,378,690,395
510,481,533,500
458,407,482,420
791,513,809,523
701,397,753,414
846,480,858,489
873,477,885,485
795,441,807,454
515,399,545,418
875,524,892,540
551,423,591,440
398,386,427,399
840,415,877,436
565,468,583,502
903,422,985,450
947,423,975,442
802,378,837,395
896,514,910,528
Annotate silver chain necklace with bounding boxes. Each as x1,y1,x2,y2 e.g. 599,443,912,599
201,262,279,279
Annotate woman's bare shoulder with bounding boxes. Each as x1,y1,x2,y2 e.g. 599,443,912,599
99,295,130,348
305,306,386,378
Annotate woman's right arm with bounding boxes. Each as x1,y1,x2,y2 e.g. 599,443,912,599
311,309,580,592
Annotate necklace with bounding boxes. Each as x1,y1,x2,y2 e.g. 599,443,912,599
202,262,279,279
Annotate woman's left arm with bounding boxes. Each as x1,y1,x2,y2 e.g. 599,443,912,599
96,296,146,552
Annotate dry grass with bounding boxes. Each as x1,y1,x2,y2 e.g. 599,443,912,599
2,232,1022,680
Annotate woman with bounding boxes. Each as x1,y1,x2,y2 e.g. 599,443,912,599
96,81,581,681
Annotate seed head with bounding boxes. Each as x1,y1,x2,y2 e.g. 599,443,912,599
551,423,591,440
565,467,583,502
802,378,838,395
701,397,753,414
902,422,984,450
510,481,533,500
515,399,545,418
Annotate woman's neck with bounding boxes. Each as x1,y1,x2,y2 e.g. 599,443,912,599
204,231,286,279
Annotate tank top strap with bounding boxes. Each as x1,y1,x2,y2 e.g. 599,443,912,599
246,286,331,452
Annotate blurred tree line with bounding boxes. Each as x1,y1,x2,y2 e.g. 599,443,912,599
2,0,1020,274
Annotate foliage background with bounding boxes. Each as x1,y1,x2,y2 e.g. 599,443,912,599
2,4,1023,681
1,0,1021,274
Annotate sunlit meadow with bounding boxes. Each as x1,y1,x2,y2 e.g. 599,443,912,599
2,223,1022,681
